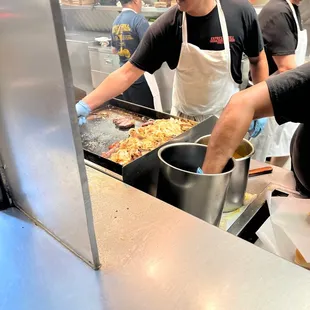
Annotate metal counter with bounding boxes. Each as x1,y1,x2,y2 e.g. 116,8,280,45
226,160,299,238
1,165,310,310
247,160,297,195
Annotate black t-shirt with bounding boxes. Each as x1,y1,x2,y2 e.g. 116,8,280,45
130,0,263,84
259,0,302,75
266,63,310,194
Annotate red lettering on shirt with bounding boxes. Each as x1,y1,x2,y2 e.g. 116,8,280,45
210,36,235,44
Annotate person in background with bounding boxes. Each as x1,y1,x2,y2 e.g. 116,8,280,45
202,63,310,197
75,0,268,125
300,0,310,30
111,0,154,109
250,0,307,167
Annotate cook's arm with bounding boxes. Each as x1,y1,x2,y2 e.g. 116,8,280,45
202,81,274,174
77,15,169,118
272,54,297,74
83,62,144,111
249,50,269,84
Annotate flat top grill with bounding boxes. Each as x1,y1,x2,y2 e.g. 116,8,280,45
81,98,218,195
80,104,149,157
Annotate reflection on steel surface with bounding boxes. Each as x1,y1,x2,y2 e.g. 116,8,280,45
2,169,310,310
0,0,99,268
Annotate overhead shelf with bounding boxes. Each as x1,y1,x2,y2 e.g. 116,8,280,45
61,4,168,15
61,4,265,32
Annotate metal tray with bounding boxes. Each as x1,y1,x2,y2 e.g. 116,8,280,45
82,98,218,195
228,184,302,243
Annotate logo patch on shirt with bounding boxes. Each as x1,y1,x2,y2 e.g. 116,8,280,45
210,36,236,44
112,24,134,59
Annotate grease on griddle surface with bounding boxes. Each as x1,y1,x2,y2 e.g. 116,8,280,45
80,105,149,156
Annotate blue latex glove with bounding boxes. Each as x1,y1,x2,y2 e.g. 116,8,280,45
197,167,204,174
248,118,268,138
75,100,91,126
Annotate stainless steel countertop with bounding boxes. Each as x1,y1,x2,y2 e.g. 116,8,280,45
1,165,310,310
248,160,297,194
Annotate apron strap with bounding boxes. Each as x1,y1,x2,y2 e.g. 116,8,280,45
285,0,301,32
182,12,188,43
216,0,231,72
181,0,231,71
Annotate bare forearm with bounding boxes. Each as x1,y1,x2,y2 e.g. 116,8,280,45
277,64,297,74
202,96,254,173
84,71,130,111
273,54,297,74
250,56,269,84
249,50,268,84
202,82,274,174
83,62,144,111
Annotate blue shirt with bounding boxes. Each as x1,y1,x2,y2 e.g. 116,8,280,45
111,9,149,67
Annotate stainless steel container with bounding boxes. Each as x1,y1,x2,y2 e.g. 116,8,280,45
195,135,254,212
157,143,235,226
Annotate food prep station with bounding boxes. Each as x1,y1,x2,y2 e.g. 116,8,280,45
1,1,310,309
2,162,310,310
81,98,217,195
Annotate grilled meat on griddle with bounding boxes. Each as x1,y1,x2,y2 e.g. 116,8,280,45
102,142,120,158
113,117,135,129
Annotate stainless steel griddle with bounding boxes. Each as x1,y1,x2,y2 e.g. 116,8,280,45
81,98,218,195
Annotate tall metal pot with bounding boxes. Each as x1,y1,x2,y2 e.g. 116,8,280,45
195,135,254,212
157,143,235,226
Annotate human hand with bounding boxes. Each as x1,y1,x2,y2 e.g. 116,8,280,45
248,118,267,138
75,100,91,126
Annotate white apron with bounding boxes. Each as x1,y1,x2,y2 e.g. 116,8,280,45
170,0,239,122
144,72,163,111
252,0,308,161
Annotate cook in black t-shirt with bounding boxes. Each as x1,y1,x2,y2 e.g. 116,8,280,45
202,63,310,196
258,0,302,75
75,0,268,123
267,63,310,195
131,0,264,84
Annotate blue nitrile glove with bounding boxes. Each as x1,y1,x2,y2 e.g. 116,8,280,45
197,167,204,174
248,118,268,138
75,100,91,126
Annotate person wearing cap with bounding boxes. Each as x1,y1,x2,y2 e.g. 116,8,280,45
202,62,310,197
75,0,268,125
110,0,154,109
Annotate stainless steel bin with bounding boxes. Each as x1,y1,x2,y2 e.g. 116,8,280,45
157,143,235,226
196,135,254,212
